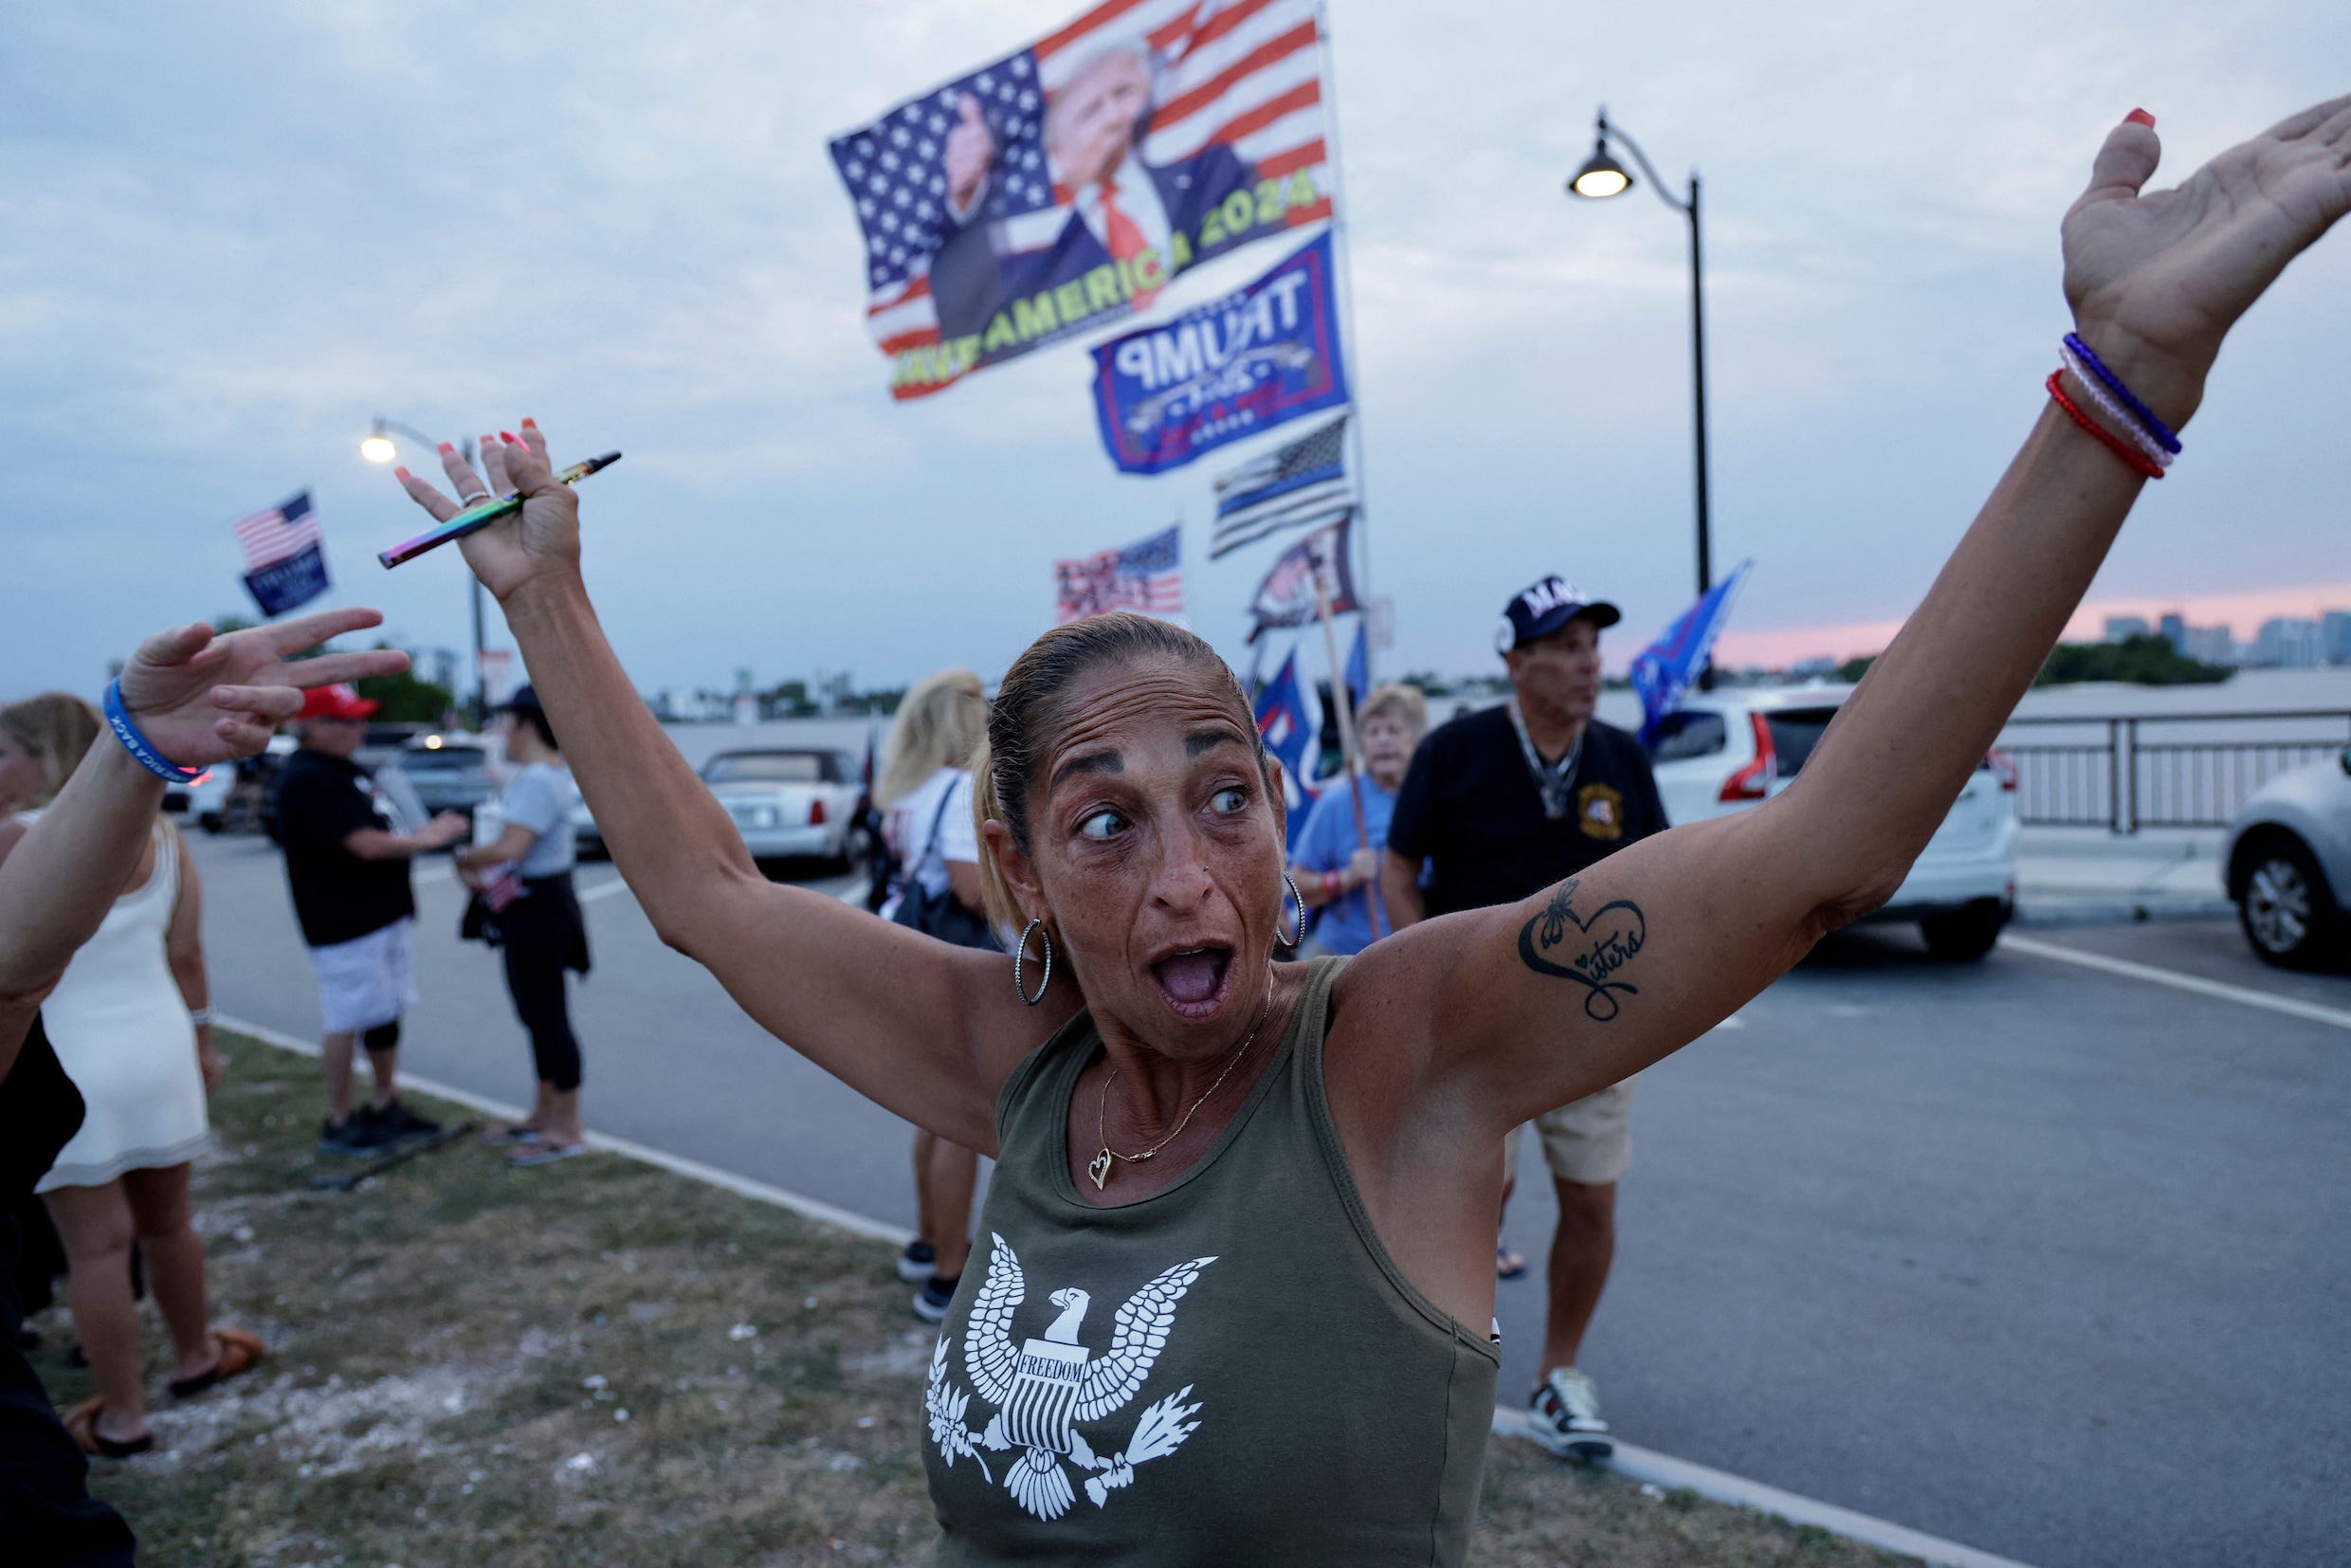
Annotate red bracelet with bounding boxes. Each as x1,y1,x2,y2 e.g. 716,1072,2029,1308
1321,871,1341,900
2046,370,2164,481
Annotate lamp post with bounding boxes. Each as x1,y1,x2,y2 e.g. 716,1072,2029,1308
1567,107,1714,606
360,417,489,728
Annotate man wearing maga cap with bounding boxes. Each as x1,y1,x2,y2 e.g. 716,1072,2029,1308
270,684,469,1155
1381,575,1667,1462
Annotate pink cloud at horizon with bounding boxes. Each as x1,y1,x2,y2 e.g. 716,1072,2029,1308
1706,579,2351,670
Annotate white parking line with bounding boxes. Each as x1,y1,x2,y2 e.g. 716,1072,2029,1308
2000,934,2351,1031
1489,1410,2036,1568
576,874,633,903
219,1007,2027,1568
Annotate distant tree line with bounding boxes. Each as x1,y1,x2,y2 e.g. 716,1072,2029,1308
2033,633,2231,687
1830,636,2228,689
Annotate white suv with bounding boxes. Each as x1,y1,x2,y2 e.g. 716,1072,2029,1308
1647,684,2019,959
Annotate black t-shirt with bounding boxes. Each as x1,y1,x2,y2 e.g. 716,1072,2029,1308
1387,706,1666,919
274,748,414,948
1,1016,82,1204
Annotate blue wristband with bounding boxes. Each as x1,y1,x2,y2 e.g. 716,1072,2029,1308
2062,332,2181,454
102,679,202,784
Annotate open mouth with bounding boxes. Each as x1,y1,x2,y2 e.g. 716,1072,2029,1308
1148,946,1233,1020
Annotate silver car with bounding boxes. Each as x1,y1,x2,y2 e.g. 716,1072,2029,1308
2223,749,2351,969
702,748,863,868
388,733,498,824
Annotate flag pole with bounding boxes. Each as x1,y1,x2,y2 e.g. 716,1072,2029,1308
1313,0,1374,682
1313,569,1386,941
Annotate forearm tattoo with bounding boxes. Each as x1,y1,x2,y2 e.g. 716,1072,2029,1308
1516,878,1647,1022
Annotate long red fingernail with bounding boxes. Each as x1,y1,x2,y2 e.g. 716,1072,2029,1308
520,417,538,428
500,430,519,445
437,442,454,454
2125,108,2155,128
394,466,411,481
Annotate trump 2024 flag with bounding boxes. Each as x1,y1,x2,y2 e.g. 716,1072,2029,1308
831,0,1336,401
1090,230,1349,475
235,491,330,617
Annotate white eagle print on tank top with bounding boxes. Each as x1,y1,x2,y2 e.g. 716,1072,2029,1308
926,1231,1215,1521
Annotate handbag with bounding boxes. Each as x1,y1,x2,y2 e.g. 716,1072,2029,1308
889,780,997,951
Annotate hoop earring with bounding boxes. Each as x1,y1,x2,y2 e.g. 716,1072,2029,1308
1013,919,1054,1006
1277,873,1306,950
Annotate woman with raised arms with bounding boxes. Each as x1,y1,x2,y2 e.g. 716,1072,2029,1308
0,611,408,1561
395,103,2348,1565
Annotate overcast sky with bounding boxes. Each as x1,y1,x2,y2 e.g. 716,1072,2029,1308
2,0,2344,702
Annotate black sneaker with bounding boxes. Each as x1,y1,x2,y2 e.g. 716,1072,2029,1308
365,1101,442,1143
319,1115,396,1156
1528,1367,1613,1462
912,1276,958,1324
897,1241,938,1283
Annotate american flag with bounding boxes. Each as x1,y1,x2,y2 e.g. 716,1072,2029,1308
233,491,319,571
1055,524,1184,624
1210,411,1348,558
833,0,1335,400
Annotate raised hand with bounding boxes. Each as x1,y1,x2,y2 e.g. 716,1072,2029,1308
116,609,410,768
945,93,996,215
2063,96,2351,427
393,420,578,604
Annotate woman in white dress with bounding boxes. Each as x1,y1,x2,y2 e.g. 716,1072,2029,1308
0,696,262,1458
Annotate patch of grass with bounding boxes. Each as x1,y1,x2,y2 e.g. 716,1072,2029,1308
1470,1445,1915,1567
30,1033,1916,1566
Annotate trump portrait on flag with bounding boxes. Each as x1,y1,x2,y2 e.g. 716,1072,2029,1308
931,42,1256,340
831,0,1336,399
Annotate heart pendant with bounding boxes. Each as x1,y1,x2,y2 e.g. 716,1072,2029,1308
1087,1150,1113,1190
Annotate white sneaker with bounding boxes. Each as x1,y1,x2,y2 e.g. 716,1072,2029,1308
1528,1366,1613,1461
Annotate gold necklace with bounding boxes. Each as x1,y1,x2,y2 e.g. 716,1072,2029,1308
1089,994,1273,1191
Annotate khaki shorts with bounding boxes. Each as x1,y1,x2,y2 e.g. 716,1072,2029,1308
1503,1077,1637,1187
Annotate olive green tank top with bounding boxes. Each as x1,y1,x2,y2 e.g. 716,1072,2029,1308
922,957,1500,1565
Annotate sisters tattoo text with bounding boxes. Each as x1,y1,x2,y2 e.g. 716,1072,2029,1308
1516,879,1647,1022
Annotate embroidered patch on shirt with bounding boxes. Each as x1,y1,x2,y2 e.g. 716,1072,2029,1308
1577,783,1625,842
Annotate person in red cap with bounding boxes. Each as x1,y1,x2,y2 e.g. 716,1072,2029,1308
271,684,468,1154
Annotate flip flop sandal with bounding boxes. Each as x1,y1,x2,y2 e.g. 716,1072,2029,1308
1496,1246,1529,1281
169,1326,264,1400
62,1396,154,1459
509,1140,589,1167
482,1124,545,1146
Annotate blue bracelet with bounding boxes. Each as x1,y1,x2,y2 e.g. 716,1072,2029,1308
2062,333,2181,454
102,679,202,784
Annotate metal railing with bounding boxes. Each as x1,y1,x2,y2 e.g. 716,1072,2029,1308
2000,709,2351,832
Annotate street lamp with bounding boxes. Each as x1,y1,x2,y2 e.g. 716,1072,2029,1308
359,416,490,728
1566,107,1714,603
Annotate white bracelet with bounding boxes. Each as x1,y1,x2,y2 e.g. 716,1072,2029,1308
2057,339,2173,468
188,1007,213,1027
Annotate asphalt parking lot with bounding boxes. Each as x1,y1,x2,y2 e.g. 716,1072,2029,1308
188,832,2348,1568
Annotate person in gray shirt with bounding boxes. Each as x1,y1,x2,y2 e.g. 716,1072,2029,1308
458,685,591,1165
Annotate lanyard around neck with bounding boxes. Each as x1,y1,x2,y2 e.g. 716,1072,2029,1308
1507,701,1583,821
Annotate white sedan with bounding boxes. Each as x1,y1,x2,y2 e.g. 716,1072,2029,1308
1648,684,2019,959
701,748,863,868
